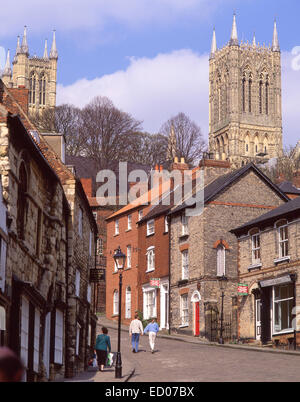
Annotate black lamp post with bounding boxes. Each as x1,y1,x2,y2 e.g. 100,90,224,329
218,274,228,345
113,246,126,378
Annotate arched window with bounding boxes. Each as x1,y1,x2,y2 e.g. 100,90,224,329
265,78,269,115
39,74,46,106
125,287,131,319
248,78,252,112
245,133,250,154
242,77,246,112
113,290,119,315
17,162,28,239
217,244,225,277
259,80,263,114
29,73,36,105
146,247,155,272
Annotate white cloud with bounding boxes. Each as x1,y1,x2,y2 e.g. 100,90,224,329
282,51,300,147
57,49,209,136
0,0,225,37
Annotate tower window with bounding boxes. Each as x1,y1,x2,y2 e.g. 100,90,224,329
242,78,246,112
29,73,36,105
39,74,46,106
265,81,269,115
259,81,263,114
249,79,252,112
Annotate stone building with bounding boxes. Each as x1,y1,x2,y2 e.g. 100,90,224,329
2,26,57,116
209,15,283,167
0,79,97,381
231,196,300,348
168,160,288,339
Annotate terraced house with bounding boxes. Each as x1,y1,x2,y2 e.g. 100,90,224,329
168,159,288,339
0,79,97,381
231,195,300,348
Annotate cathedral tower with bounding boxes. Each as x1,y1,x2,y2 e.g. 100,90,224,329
2,27,58,117
209,15,283,167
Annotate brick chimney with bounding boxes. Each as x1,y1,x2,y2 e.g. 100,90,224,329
199,157,231,185
81,178,93,198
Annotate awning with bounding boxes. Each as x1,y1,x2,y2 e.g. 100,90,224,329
259,274,293,288
0,305,6,330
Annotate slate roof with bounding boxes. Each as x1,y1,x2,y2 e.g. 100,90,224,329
278,181,300,195
169,163,289,216
231,195,300,235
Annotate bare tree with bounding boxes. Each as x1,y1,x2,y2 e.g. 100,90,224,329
160,112,207,165
80,96,142,168
261,145,300,183
125,132,168,167
30,104,85,156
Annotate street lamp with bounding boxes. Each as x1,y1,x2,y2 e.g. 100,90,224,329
218,274,228,345
113,246,126,378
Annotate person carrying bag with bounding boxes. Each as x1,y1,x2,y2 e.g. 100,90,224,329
94,327,111,372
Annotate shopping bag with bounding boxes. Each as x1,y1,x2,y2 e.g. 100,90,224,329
106,352,115,367
92,357,98,368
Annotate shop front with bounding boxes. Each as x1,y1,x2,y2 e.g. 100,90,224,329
258,274,296,347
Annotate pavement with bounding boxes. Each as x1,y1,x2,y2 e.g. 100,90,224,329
63,314,300,382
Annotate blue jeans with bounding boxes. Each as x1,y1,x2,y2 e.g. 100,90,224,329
131,333,140,352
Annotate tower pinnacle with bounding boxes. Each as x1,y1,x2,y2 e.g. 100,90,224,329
49,30,58,59
21,26,29,55
2,50,12,77
210,28,217,58
272,20,280,52
229,13,239,46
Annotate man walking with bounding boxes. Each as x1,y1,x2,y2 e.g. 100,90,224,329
129,313,144,353
144,318,159,353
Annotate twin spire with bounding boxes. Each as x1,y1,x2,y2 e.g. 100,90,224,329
210,14,280,58
13,27,58,60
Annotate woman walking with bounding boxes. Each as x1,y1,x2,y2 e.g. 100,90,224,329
144,318,159,353
95,327,111,371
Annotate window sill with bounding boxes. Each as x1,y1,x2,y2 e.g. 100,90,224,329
179,234,189,240
146,268,155,273
179,324,189,328
146,233,155,237
124,267,131,271
272,329,294,337
113,233,119,237
248,262,262,272
177,279,188,286
274,256,290,264
125,229,132,232
112,314,119,318
163,231,169,235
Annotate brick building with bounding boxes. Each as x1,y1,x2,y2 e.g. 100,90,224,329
231,196,300,348
168,160,288,339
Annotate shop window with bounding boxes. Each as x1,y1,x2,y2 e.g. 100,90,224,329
273,284,294,334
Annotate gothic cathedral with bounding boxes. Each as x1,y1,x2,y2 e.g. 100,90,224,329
1,26,58,117
209,15,283,167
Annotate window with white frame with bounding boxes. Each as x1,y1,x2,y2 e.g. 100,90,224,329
78,206,83,237
146,247,155,272
97,238,103,255
143,289,156,319
181,215,188,236
127,245,132,268
128,215,132,230
277,221,289,258
115,219,119,235
138,210,143,221
217,244,225,277
113,290,119,315
0,237,7,293
54,310,64,364
165,216,169,233
180,294,189,326
182,250,189,280
147,219,155,236
89,231,93,256
250,229,261,264
76,323,81,356
273,284,294,334
125,287,131,319
75,270,80,297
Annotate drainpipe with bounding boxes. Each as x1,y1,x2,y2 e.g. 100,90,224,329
167,214,171,335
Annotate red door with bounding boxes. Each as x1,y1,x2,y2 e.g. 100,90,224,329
195,302,200,336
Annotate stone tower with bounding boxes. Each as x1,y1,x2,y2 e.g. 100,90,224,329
209,15,283,167
2,27,58,116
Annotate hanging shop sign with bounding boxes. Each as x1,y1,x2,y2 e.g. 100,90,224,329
238,283,248,296
260,275,292,288
150,278,160,288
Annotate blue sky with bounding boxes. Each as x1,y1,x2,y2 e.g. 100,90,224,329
0,0,300,147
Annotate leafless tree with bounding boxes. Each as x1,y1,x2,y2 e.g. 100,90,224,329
30,104,85,156
160,112,207,165
80,96,142,168
261,145,300,183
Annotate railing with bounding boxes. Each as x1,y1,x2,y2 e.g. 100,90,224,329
205,305,233,343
